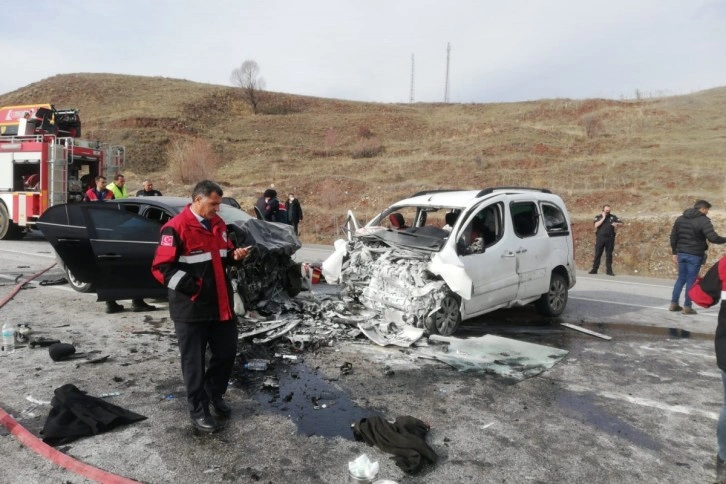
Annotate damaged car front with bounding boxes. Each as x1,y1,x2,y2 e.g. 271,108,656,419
324,192,477,336
324,188,577,337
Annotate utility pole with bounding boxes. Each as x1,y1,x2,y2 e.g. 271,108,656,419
409,54,415,103
444,42,451,103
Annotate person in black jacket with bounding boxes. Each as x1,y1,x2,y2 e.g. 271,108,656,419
670,200,726,314
285,193,303,235
711,257,726,482
588,204,623,275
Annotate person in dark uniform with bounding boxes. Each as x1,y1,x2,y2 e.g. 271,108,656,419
285,193,303,235
588,204,623,276
136,179,162,196
151,180,251,433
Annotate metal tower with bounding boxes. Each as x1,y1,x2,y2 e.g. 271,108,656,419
444,42,451,103
410,54,415,103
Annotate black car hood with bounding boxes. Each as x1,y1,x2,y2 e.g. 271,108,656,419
229,219,301,256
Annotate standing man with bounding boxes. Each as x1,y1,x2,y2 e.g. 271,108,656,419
136,179,162,196
151,180,250,433
588,204,623,276
285,193,303,236
107,174,128,200
83,176,154,313
670,200,726,314
83,176,114,201
710,256,726,482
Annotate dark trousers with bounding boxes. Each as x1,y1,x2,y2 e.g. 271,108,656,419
292,221,299,236
173,319,238,418
592,236,615,273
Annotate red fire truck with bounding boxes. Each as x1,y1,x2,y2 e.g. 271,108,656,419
0,104,123,239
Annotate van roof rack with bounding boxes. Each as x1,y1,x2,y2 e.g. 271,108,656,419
409,189,470,198
475,187,552,197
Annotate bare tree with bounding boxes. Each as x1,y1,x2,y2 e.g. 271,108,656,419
230,60,265,114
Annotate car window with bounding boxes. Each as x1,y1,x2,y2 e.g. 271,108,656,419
458,202,503,255
510,202,539,238
540,202,568,234
87,208,161,242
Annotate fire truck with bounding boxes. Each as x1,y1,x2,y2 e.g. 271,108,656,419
0,104,123,239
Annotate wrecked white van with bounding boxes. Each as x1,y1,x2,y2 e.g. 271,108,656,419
323,187,576,336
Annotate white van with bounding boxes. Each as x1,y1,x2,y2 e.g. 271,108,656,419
323,187,576,335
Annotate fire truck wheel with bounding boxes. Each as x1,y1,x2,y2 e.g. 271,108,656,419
65,267,95,293
0,203,13,240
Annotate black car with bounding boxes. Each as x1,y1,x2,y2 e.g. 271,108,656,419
38,196,302,306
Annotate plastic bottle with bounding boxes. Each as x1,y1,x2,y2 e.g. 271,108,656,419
243,359,268,371
2,322,15,353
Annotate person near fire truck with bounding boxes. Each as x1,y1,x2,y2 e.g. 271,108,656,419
83,175,156,313
107,174,128,200
151,180,251,433
83,176,114,201
136,179,162,196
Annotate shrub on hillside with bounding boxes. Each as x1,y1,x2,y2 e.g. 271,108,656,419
351,136,384,158
167,138,219,183
580,113,604,138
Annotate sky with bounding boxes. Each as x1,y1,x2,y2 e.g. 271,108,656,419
2,0,725,103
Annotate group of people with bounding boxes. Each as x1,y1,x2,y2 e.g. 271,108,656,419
83,174,162,202
82,173,161,313
255,188,303,235
588,200,726,315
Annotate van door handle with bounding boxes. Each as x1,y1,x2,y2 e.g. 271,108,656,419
98,254,122,259
502,251,516,258
58,238,81,243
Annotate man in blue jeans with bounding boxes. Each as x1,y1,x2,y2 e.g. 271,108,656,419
670,200,726,314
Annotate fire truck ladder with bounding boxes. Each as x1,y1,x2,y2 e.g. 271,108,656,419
49,137,69,206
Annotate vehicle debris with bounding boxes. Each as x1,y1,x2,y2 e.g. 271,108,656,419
561,323,612,340
416,334,568,381
358,321,425,347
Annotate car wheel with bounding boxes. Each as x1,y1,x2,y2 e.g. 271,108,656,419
425,293,461,336
65,267,95,293
535,272,568,317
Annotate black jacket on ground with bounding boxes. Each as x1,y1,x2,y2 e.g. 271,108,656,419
670,208,726,257
352,415,437,474
41,384,146,446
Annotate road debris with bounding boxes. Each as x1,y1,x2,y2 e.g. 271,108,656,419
417,334,568,381
561,323,612,340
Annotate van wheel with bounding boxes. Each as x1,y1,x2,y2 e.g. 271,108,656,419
65,267,95,293
535,273,568,317
425,294,461,336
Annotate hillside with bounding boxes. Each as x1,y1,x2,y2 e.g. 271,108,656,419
2,73,725,278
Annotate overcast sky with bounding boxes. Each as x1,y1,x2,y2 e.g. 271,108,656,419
2,0,725,103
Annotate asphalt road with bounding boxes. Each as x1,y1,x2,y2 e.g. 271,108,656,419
0,238,722,483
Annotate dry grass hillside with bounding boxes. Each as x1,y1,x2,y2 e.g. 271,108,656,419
2,73,725,278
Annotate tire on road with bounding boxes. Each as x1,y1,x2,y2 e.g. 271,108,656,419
425,292,462,336
65,267,95,293
535,272,568,317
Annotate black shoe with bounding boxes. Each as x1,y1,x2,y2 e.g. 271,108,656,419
211,397,232,418
588,270,597,274
717,455,726,483
105,301,124,314
606,272,615,276
190,415,221,433
132,300,157,312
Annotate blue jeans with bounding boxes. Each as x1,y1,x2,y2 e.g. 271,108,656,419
671,253,703,307
719,370,726,460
